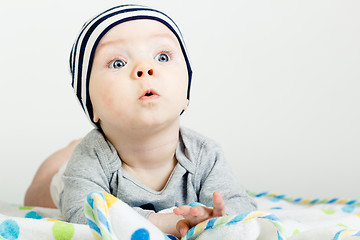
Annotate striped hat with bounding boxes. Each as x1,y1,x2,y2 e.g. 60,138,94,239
70,4,192,127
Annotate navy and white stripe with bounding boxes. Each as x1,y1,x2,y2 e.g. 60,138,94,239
70,4,192,127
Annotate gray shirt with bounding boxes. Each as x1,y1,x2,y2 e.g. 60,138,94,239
59,127,257,224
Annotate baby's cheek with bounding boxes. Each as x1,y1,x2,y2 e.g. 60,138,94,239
99,79,120,106
99,86,128,117
101,89,114,106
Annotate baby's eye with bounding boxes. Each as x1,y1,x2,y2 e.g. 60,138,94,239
109,59,126,69
155,53,170,62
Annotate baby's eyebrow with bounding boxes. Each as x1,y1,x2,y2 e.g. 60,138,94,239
99,32,178,49
151,32,177,41
149,32,179,47
98,38,125,49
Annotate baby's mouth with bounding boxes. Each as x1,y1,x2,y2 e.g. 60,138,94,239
139,89,159,100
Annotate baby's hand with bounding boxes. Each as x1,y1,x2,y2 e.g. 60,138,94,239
173,192,226,237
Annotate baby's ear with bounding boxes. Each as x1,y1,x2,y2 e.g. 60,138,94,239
93,112,100,123
184,99,189,111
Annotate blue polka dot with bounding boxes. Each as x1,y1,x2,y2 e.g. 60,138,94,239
25,211,43,219
0,219,20,240
131,228,150,240
268,197,280,202
166,234,177,240
342,206,355,213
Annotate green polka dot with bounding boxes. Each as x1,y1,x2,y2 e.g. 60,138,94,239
52,222,75,240
337,223,348,228
18,206,34,210
322,209,336,215
292,229,300,235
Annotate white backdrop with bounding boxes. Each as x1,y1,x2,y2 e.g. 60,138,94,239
0,0,359,204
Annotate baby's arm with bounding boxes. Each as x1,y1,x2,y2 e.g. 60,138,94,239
59,136,115,224
195,139,257,215
60,161,110,223
148,212,184,238
173,192,225,237
167,137,257,236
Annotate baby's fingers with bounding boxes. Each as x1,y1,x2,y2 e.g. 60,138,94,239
213,192,226,217
173,205,191,216
176,219,190,237
174,205,207,220
189,206,212,219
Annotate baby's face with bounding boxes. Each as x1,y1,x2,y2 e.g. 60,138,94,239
89,19,189,131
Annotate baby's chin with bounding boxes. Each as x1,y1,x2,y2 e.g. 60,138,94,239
132,113,181,130
101,114,179,132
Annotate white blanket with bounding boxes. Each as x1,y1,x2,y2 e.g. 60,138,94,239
1,191,360,239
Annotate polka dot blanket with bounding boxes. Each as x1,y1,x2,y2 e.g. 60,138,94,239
1,191,360,240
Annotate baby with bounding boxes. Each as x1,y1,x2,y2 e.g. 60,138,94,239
29,4,257,238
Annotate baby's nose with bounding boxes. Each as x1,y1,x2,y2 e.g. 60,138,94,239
137,69,154,78
132,62,155,79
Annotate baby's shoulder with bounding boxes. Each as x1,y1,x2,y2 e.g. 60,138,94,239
82,128,105,144
70,129,117,164
79,129,114,150
179,126,222,162
180,126,220,149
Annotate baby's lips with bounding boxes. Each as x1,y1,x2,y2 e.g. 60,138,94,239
139,89,159,98
139,89,160,100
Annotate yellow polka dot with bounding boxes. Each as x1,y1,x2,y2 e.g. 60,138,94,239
103,192,118,208
46,219,60,222
301,199,311,204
